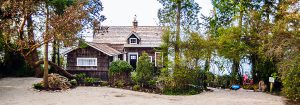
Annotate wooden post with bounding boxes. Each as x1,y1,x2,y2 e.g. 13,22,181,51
269,77,274,93
270,82,273,93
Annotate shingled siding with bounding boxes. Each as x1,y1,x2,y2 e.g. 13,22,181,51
124,47,156,62
66,46,109,80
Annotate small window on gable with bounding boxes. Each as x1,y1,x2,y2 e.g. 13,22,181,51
130,38,137,44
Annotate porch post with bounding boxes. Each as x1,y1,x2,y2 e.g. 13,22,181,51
113,55,118,61
123,53,127,61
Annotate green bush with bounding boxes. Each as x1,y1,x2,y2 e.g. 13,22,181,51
135,52,154,87
100,81,109,86
173,65,200,90
131,71,138,84
115,80,125,88
109,60,133,74
282,64,300,101
162,86,199,95
84,77,96,85
75,73,86,80
213,75,231,88
148,79,157,88
70,79,77,86
133,85,140,91
33,82,44,90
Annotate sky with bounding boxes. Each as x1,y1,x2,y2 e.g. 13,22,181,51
100,0,213,26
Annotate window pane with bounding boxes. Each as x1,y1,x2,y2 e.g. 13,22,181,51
130,38,137,44
77,58,97,66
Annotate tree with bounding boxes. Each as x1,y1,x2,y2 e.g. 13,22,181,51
182,32,216,89
0,0,105,88
209,0,253,84
135,52,153,87
158,0,200,69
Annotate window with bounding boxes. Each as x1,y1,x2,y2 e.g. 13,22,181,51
130,55,137,59
129,38,137,44
148,56,152,62
77,58,97,66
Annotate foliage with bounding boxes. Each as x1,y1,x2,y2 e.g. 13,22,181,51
70,79,77,86
279,56,300,101
75,73,86,80
156,67,173,91
212,75,231,88
79,40,89,48
83,77,97,85
109,60,133,75
109,60,132,85
157,0,201,32
131,71,138,84
133,85,140,91
0,50,35,77
162,86,200,95
115,80,125,88
147,78,157,88
33,82,44,90
135,52,154,87
100,81,108,86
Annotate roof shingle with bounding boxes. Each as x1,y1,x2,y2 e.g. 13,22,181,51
93,26,162,47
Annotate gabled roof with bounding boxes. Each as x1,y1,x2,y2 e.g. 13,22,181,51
87,42,122,56
93,26,162,47
62,42,122,56
127,32,141,40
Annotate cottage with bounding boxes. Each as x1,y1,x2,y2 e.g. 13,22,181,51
63,17,163,80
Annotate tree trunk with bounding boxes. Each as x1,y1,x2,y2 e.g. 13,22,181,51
57,42,60,66
203,56,211,89
50,39,57,71
43,3,49,89
231,60,240,84
174,0,181,70
27,14,42,77
34,60,75,79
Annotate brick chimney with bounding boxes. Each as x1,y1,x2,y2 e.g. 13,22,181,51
132,15,138,32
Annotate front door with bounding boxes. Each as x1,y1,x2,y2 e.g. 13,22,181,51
129,54,138,69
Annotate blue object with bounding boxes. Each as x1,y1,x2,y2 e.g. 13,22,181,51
231,85,240,90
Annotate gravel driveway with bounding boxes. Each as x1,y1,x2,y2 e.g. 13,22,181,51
0,77,286,105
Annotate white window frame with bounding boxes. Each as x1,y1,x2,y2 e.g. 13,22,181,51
129,38,138,44
148,56,152,62
128,52,138,64
155,52,162,67
76,58,97,66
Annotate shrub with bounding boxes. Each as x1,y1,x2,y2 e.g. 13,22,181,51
162,86,200,95
109,60,133,85
33,82,44,90
173,65,200,89
115,80,125,88
70,79,77,86
135,52,154,87
133,85,140,91
75,73,86,80
109,60,133,75
131,71,138,84
278,56,300,101
84,77,96,85
282,64,300,101
100,81,109,86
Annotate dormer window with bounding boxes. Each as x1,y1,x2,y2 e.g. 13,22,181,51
129,38,137,44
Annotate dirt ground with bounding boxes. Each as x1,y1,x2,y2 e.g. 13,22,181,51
0,77,287,105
